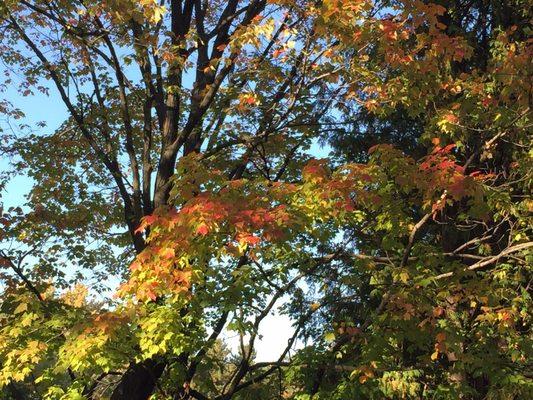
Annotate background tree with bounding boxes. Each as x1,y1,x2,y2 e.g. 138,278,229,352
297,0,532,398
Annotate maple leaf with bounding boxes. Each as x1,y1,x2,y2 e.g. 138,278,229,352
159,247,175,259
135,214,158,233
448,175,467,199
196,223,209,236
239,234,261,246
272,48,284,58
146,290,157,301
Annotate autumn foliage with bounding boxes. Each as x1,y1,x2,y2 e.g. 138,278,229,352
0,0,531,399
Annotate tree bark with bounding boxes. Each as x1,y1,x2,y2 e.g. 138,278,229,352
110,360,166,400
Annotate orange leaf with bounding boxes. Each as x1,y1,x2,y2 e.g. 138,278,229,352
146,289,157,301
272,49,284,58
160,247,175,259
135,214,157,233
196,223,209,236
444,114,458,123
240,234,261,246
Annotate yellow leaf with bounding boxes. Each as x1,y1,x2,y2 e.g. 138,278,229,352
324,332,336,342
14,302,28,314
62,284,88,308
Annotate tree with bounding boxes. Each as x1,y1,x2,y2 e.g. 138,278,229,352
294,0,532,398
0,0,531,399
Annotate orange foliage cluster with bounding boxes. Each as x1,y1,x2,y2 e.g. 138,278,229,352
122,144,485,302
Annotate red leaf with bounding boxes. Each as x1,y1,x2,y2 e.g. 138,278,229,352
135,214,157,233
240,234,261,246
440,144,456,154
196,223,209,236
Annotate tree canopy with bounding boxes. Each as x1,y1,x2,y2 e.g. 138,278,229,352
0,0,531,399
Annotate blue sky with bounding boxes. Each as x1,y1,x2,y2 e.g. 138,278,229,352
1,80,69,209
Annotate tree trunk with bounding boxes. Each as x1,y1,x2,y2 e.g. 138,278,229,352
110,360,166,400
